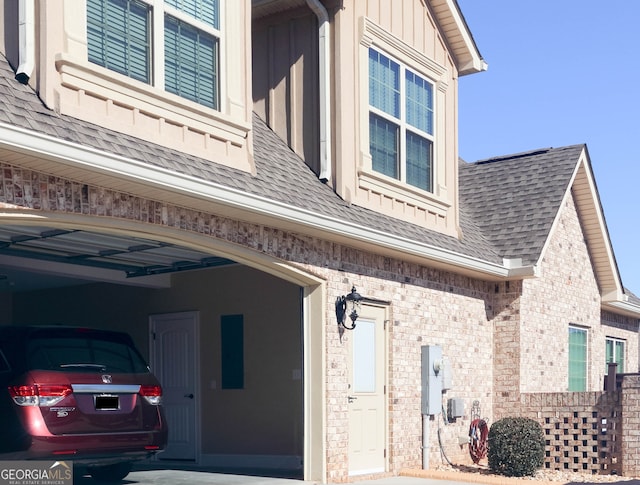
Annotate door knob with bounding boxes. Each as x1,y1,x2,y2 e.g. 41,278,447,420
184,393,194,399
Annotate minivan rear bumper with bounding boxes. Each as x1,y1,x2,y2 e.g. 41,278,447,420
10,429,167,465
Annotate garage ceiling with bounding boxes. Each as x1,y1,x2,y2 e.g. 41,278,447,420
0,225,235,291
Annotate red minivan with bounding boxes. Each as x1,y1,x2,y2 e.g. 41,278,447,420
0,325,168,482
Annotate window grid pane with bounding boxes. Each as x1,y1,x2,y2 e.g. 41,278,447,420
568,327,587,391
165,0,219,29
165,15,219,109
370,113,399,179
87,0,150,83
405,70,433,134
606,338,625,374
406,131,432,191
369,49,400,118
616,341,624,373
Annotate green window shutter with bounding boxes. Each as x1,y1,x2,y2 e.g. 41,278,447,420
164,15,219,109
87,0,150,83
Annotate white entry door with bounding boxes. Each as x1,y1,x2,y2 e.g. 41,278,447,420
348,305,387,476
150,311,199,461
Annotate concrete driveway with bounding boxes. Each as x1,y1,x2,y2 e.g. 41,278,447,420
72,465,471,485
74,469,461,485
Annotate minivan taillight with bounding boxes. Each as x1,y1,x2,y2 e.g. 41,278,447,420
139,385,162,405
8,384,72,407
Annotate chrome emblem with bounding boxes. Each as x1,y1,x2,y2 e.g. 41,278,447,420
101,375,113,384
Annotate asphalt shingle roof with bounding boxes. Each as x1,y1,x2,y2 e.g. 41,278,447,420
459,146,583,266
0,54,583,272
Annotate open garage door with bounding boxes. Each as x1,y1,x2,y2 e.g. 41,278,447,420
0,224,306,479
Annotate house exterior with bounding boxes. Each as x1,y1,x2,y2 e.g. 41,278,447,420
0,0,638,483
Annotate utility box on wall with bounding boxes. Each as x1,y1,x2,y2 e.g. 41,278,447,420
421,345,442,415
447,398,464,419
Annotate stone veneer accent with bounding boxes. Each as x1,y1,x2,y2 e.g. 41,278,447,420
1,164,638,481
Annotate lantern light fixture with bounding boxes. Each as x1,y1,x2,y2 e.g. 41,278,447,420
335,285,363,330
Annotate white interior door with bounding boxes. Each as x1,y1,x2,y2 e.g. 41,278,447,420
348,305,387,475
150,311,199,461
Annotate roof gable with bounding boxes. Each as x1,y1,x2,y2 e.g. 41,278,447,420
460,145,637,314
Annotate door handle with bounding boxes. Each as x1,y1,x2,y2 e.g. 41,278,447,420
348,395,358,403
184,393,194,399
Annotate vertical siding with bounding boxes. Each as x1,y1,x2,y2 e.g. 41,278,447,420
252,11,320,174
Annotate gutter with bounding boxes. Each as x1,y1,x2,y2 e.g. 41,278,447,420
305,0,332,182
16,0,35,84
0,120,523,280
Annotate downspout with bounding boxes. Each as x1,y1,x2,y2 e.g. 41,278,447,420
305,0,331,182
16,0,35,84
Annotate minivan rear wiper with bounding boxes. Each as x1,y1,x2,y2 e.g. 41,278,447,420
60,363,107,372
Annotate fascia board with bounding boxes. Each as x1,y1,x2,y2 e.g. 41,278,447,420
535,147,628,309
440,0,487,75
602,300,640,319
0,121,516,278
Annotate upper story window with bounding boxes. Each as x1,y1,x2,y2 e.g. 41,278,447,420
87,0,220,109
605,337,625,374
368,48,434,192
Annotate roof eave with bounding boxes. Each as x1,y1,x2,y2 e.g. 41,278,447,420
430,0,487,76
1,121,518,282
602,299,640,319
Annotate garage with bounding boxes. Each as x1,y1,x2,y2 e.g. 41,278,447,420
0,223,306,477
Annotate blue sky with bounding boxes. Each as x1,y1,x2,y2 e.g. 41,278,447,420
457,1,640,295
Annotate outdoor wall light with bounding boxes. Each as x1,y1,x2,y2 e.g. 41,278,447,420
335,286,363,330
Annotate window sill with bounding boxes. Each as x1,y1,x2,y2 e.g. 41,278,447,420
358,169,450,218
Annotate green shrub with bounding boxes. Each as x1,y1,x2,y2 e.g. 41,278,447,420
488,417,545,477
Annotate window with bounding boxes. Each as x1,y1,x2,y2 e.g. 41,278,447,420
605,337,625,374
220,314,244,389
87,0,220,109
568,326,587,391
368,48,434,192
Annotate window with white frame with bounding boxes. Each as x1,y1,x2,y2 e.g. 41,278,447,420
368,47,434,192
87,0,220,109
605,337,625,374
568,326,587,391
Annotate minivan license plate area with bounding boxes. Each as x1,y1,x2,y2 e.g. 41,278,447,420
95,395,119,410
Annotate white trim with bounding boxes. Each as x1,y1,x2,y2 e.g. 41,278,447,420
16,0,35,82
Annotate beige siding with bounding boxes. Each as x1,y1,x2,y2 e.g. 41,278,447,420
253,10,320,174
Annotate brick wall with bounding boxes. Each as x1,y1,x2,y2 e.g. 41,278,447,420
518,391,622,475
509,374,640,478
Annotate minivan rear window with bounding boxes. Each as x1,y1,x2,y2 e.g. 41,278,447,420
27,336,150,374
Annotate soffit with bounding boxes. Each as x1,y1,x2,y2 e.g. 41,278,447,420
251,0,486,75
252,0,306,19
427,0,486,75
571,156,622,300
